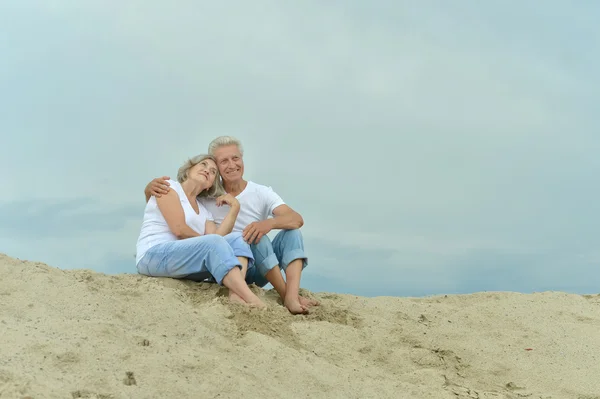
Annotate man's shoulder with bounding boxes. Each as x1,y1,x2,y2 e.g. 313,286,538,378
248,180,283,193
244,181,282,199
244,181,285,210
246,181,272,192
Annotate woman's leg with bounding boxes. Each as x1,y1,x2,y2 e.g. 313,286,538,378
137,235,265,307
191,235,264,307
224,232,257,304
222,266,265,308
227,256,248,304
137,235,233,279
223,232,255,270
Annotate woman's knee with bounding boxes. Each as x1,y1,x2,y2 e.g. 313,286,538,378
197,234,230,251
224,231,245,246
225,232,254,256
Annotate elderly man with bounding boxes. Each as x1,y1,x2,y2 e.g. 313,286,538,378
144,136,317,314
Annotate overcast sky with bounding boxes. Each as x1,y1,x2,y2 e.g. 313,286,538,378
1,1,599,297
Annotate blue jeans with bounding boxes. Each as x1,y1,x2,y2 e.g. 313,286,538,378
247,229,307,287
136,232,254,285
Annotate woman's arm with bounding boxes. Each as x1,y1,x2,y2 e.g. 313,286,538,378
156,190,200,239
203,194,240,236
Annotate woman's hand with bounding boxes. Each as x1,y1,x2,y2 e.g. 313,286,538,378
212,194,241,236
216,194,239,209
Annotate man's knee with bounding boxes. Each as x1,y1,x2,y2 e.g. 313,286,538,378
275,229,304,248
282,228,303,239
273,229,307,270
250,235,278,273
251,234,274,254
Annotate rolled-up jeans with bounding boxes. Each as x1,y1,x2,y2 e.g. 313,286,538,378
136,232,254,285
247,229,308,287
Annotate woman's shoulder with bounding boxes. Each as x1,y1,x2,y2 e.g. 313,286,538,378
167,180,184,194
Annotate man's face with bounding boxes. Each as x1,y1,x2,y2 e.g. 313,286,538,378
213,144,244,183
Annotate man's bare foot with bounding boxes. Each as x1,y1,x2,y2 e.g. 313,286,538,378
284,297,309,315
299,295,319,307
229,292,246,305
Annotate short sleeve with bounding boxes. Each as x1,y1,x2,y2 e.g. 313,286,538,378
262,186,285,216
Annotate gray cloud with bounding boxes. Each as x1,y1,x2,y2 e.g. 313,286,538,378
1,1,599,296
0,199,139,238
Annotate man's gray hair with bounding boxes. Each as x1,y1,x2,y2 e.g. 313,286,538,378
176,154,225,198
207,135,244,156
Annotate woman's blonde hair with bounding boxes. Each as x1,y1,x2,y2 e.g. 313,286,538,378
176,154,225,198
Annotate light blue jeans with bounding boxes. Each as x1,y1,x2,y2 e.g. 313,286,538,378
247,229,307,287
136,232,254,285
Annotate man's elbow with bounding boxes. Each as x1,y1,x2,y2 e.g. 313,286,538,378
295,214,304,229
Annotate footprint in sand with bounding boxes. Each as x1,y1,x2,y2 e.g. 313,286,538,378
123,371,137,386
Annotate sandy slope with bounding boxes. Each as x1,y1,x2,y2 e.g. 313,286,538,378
1,253,599,399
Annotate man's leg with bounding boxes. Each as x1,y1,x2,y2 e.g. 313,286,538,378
248,235,303,310
272,229,318,310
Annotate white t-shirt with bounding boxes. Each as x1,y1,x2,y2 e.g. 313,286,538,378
199,181,285,232
136,180,214,264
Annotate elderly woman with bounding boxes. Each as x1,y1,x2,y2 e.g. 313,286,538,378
136,154,265,308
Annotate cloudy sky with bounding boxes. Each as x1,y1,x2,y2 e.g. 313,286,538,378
1,1,599,297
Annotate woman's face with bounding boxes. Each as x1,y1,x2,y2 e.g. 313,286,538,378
188,158,218,188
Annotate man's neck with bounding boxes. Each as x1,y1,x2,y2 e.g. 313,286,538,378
224,179,248,197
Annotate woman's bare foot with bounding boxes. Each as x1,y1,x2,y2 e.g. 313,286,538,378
299,295,319,307
229,290,266,309
284,297,309,315
247,297,267,309
229,291,246,305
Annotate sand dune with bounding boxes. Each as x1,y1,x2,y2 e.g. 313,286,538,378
1,253,599,398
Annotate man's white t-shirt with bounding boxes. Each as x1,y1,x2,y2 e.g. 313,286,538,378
136,180,214,265
199,181,285,232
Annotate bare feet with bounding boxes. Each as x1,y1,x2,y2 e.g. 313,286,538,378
247,297,267,309
229,291,266,309
229,292,246,305
299,295,319,308
284,296,309,315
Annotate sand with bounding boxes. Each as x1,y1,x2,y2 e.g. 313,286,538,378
0,253,599,399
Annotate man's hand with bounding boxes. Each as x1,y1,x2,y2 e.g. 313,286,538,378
146,176,171,198
243,220,273,244
216,194,239,209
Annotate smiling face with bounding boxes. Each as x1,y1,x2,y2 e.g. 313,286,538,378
188,158,218,188
212,144,244,184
